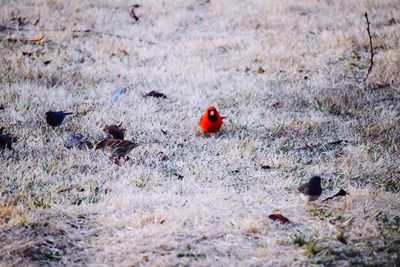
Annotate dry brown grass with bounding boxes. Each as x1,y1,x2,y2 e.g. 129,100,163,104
1,0,399,266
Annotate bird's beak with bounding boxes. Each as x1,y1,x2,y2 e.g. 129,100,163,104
210,111,215,116
221,116,227,120
95,140,107,150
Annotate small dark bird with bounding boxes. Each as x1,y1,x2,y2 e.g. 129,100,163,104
96,139,155,165
0,134,13,149
45,111,73,127
298,176,323,202
103,125,126,140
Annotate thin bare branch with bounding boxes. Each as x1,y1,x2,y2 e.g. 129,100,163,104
363,12,375,84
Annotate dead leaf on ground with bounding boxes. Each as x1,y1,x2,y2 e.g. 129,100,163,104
157,151,169,161
175,173,184,180
9,16,28,27
0,206,12,218
111,49,129,58
142,254,149,262
129,5,140,22
22,51,33,57
6,32,45,45
143,90,167,99
323,189,349,202
269,214,291,224
118,49,129,56
258,164,282,170
260,165,271,170
272,102,282,108
24,33,45,44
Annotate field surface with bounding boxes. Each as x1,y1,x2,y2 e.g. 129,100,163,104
1,0,400,266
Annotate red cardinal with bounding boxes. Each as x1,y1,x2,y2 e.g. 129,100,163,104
198,106,225,134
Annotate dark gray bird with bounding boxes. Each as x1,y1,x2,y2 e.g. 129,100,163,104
45,111,73,127
298,176,323,202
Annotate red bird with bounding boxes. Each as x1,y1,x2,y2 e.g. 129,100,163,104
198,106,225,134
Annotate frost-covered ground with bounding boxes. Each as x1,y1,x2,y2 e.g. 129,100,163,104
1,0,399,266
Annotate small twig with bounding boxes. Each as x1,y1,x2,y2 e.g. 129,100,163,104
33,13,40,26
363,12,375,84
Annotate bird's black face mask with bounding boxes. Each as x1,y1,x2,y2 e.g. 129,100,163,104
207,109,218,122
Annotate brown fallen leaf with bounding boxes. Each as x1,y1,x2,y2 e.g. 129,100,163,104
269,214,291,224
29,33,45,44
323,189,349,202
111,49,129,58
258,67,266,74
142,254,149,262
157,151,169,161
7,32,45,45
386,18,396,26
143,90,167,99
118,49,129,56
0,206,12,218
